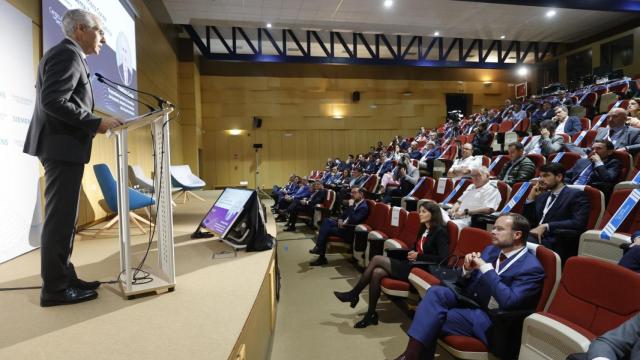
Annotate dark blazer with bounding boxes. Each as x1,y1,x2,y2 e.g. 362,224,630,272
498,156,536,186
523,186,590,247
595,126,640,154
414,225,449,263
24,39,101,164
472,130,492,153
531,109,554,125
341,200,369,225
587,313,640,360
565,157,621,185
307,188,327,207
462,245,544,310
558,116,583,137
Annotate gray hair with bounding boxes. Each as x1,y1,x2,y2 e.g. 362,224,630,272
555,105,568,114
474,166,490,177
61,9,99,37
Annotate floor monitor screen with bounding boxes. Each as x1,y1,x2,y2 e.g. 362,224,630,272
201,188,254,238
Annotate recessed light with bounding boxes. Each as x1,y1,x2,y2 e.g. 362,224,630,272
266,23,272,28
517,66,529,76
384,0,393,8
434,31,440,36
545,9,556,18
500,35,506,39
370,104,378,109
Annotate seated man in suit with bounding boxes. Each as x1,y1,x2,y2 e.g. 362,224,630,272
364,154,380,174
271,175,298,207
568,313,640,360
408,142,423,160
335,167,369,211
309,186,369,266
523,162,590,262
418,141,441,176
497,142,536,186
506,102,527,123
393,213,545,360
565,140,621,201
619,231,640,273
566,108,640,155
553,105,582,137
446,166,502,230
531,101,554,134
382,161,420,203
283,181,327,232
524,119,565,156
275,178,311,220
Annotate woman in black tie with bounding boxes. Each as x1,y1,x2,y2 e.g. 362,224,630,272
333,202,449,328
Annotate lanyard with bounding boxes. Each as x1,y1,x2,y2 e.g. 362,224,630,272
496,247,527,275
540,190,561,223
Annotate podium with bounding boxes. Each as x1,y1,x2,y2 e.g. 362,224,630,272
107,106,176,299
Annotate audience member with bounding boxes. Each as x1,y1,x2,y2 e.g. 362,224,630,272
506,102,527,123
524,119,564,156
627,98,640,128
565,140,620,200
566,108,640,155
393,213,544,360
446,167,502,230
383,159,420,203
418,141,441,175
497,142,536,186
553,105,582,137
309,187,369,266
333,202,449,328
408,142,423,160
531,101,554,132
568,313,640,360
471,122,492,156
448,143,483,178
523,163,590,261
618,231,640,273
283,181,327,232
275,178,311,219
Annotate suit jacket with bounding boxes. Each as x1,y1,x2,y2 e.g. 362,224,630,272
498,156,536,186
350,175,369,188
414,225,449,263
307,188,327,207
462,245,544,310
365,162,380,174
292,185,311,199
524,134,564,156
523,186,590,246
595,126,640,154
24,38,102,163
377,160,395,175
558,116,582,137
341,200,370,226
531,109,554,125
587,313,640,360
565,157,621,185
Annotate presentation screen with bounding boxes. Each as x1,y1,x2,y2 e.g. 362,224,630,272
202,189,254,239
42,0,138,119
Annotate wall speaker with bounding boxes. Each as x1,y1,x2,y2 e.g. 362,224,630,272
253,116,262,128
352,91,360,103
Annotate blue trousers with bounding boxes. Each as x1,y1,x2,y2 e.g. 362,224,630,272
407,286,492,359
315,218,349,256
619,245,640,273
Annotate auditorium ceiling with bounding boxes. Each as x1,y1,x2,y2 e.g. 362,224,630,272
162,0,640,43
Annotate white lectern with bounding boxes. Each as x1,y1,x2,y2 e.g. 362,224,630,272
108,106,176,299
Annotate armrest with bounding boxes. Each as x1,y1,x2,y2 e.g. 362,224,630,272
409,260,437,271
385,248,410,260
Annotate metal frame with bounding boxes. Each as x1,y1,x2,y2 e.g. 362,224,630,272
184,25,557,69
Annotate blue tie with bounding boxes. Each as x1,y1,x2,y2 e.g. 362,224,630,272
575,164,594,185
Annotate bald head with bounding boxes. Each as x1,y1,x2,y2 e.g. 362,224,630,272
609,107,628,128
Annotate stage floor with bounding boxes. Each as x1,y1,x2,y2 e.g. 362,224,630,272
0,190,275,360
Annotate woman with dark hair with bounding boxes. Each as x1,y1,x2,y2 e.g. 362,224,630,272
333,202,449,328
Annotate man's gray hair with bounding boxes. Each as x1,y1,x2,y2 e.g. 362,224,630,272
475,166,490,177
555,105,568,114
61,9,99,37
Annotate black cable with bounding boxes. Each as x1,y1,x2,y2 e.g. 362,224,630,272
0,280,119,292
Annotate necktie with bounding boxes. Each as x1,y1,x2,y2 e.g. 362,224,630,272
575,164,594,185
499,253,507,262
493,253,508,269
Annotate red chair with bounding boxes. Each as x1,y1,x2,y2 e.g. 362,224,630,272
579,92,598,108
439,178,473,206
488,123,499,133
572,129,597,148
480,155,491,167
351,202,390,266
547,152,581,172
519,257,640,360
327,199,374,252
611,150,633,183
430,178,454,203
299,189,336,227
513,117,530,133
608,81,629,94
439,243,561,360
362,174,379,193
526,154,546,177
566,185,605,230
400,177,436,211
558,133,571,143
497,120,514,133
590,114,609,130
494,180,511,211
489,155,511,177
579,118,591,131
366,206,407,266
408,227,492,298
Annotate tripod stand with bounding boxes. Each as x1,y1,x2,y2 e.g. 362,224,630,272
253,144,271,199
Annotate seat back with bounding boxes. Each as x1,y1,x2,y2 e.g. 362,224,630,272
489,155,511,177
599,188,640,233
527,243,561,312
378,206,406,238
446,221,459,255
558,133,571,144
578,130,598,148
611,150,633,183
450,227,492,267
494,180,511,211
547,152,581,172
94,164,118,212
170,165,205,188
324,189,336,210
431,178,453,203
590,115,609,130
365,200,388,229
498,120,514,133
396,211,421,249
499,181,531,214
408,177,435,199
546,257,640,337
566,185,605,229
363,174,379,193
481,155,491,167
128,164,154,191
526,154,546,177
444,178,473,205
579,92,597,107
438,144,458,161
579,118,590,131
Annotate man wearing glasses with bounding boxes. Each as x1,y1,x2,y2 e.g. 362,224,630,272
23,9,122,306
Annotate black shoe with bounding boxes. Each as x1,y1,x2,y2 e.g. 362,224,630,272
334,290,359,308
283,225,295,232
309,247,321,255
354,311,378,328
275,216,288,222
309,256,328,266
40,287,98,307
70,278,101,291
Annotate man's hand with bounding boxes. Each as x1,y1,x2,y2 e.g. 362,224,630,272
463,252,483,271
530,224,547,240
407,251,418,261
540,128,550,139
590,153,602,163
398,167,406,178
97,117,123,134
337,219,344,228
528,183,544,201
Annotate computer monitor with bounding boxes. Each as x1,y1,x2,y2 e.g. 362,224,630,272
201,188,254,240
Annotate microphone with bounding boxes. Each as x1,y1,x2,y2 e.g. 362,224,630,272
94,75,156,112
95,72,174,109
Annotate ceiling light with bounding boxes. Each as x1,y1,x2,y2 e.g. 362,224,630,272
402,91,413,96
434,31,440,36
517,66,529,77
545,9,556,18
384,0,393,8
266,23,272,28
370,104,378,109
332,115,344,119
500,35,506,39
227,129,242,136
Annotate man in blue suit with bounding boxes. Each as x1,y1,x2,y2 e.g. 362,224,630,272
275,178,311,220
565,140,621,201
531,101,554,133
523,162,590,262
283,181,327,232
393,213,544,360
619,231,640,273
565,108,640,155
552,105,582,137
309,186,369,266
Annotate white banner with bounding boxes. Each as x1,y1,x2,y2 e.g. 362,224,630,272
0,0,41,263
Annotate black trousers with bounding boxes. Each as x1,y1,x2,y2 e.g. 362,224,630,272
40,158,84,292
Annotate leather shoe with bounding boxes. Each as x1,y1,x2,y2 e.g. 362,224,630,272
40,287,98,307
309,256,328,266
334,290,359,308
309,247,321,255
283,225,296,232
354,311,378,328
71,278,101,290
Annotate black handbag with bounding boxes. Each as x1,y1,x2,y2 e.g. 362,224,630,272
425,255,481,309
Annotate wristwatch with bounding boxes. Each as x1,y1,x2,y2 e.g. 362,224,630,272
464,209,469,216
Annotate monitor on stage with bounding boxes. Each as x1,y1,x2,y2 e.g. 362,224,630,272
201,188,255,240
42,0,138,118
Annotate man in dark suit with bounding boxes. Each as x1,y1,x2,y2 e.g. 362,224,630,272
524,119,565,156
275,178,311,220
309,186,369,266
568,313,640,360
497,142,536,186
283,182,327,232
23,9,122,307
393,213,544,360
531,101,554,134
566,108,640,155
552,105,582,137
618,230,640,273
565,140,621,200
523,163,590,262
